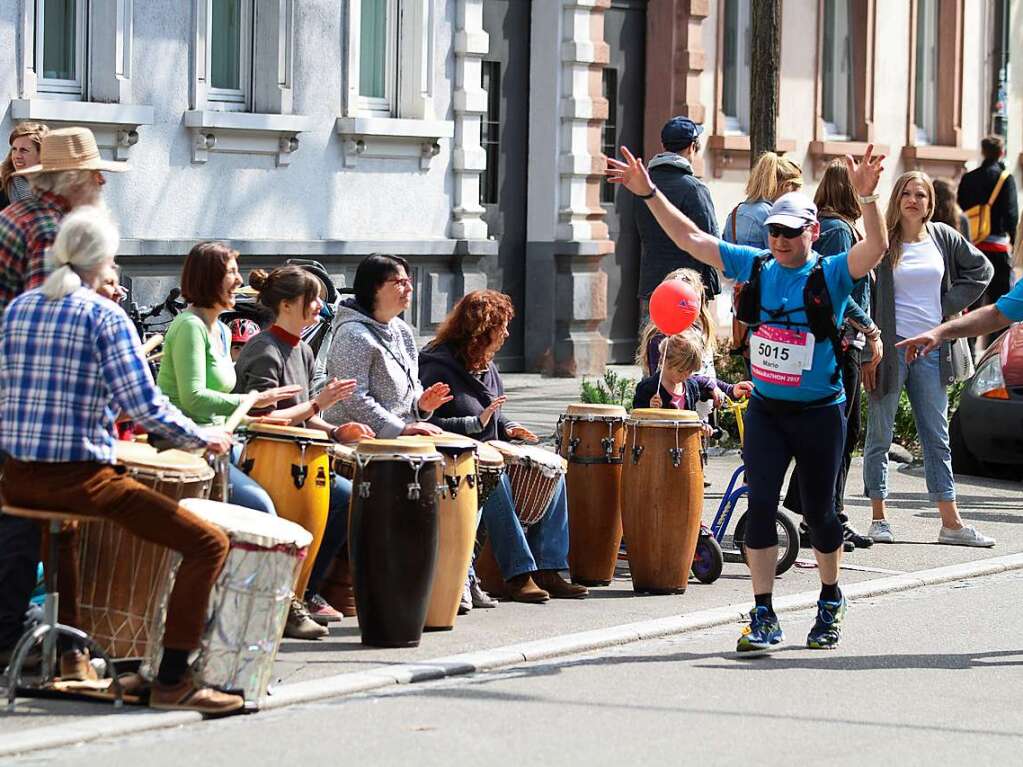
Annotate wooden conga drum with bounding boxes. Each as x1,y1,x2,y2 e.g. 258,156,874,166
349,440,442,647
239,423,332,598
620,408,704,595
557,403,626,587
402,433,479,631
76,441,214,658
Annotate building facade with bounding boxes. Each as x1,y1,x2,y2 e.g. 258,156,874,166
0,1,1019,375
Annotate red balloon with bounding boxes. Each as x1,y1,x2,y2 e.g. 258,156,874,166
649,279,700,335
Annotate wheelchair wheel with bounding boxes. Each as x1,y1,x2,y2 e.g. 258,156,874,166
691,533,724,584
733,509,800,576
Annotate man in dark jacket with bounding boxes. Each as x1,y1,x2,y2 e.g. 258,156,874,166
635,116,720,311
958,135,1019,345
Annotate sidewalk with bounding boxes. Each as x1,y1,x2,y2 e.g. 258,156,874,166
3,367,1021,743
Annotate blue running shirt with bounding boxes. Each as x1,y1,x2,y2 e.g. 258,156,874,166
720,240,854,403
995,279,1023,321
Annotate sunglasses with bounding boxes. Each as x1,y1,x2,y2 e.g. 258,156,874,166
767,223,808,239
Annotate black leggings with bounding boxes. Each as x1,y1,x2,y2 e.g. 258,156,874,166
743,397,847,554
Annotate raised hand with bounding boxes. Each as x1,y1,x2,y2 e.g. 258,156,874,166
253,385,303,408
418,382,453,413
314,377,358,411
479,395,507,428
844,143,886,197
606,146,656,197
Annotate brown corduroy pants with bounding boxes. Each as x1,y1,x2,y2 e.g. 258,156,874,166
2,460,228,651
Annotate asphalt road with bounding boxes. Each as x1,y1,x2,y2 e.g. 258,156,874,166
18,569,1023,767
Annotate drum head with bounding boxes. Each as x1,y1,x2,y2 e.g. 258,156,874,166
243,422,332,444
628,408,704,428
115,441,214,477
355,439,442,459
400,432,478,454
329,444,355,463
488,441,566,473
180,498,313,549
475,441,505,470
565,403,627,419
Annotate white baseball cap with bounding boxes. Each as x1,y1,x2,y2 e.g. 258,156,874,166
765,192,818,229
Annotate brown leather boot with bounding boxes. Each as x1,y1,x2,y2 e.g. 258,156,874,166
534,570,589,599
150,673,244,716
505,573,549,603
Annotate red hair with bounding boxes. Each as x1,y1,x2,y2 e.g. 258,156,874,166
431,290,515,371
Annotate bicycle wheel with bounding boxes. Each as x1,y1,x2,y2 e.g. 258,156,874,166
733,509,800,576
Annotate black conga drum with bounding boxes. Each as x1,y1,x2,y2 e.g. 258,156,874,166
349,439,442,648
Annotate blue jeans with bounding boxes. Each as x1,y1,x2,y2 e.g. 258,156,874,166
307,474,352,596
482,474,569,579
863,341,956,502
229,444,276,515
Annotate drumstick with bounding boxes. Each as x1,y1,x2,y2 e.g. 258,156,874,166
140,333,163,357
225,390,260,432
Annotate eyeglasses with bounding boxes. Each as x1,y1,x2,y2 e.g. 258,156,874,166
386,277,413,288
767,223,808,239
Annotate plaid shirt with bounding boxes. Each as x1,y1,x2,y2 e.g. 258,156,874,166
1,288,207,463
0,192,68,325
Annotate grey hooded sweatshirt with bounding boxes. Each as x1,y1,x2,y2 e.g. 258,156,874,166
323,298,430,438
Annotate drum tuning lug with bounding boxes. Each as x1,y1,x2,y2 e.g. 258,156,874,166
601,437,616,458
407,483,421,501
631,445,644,464
358,482,371,498
446,475,460,498
669,448,683,468
568,437,580,457
466,473,476,489
291,464,307,490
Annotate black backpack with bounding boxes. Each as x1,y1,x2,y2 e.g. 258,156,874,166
733,254,844,384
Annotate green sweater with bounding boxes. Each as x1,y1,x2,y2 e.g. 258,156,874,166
157,310,242,425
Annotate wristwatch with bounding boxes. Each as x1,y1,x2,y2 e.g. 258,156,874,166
856,193,879,204
637,186,659,200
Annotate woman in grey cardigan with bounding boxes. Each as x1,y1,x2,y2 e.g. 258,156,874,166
324,254,451,437
863,171,994,547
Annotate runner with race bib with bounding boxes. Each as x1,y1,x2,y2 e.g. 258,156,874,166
607,144,887,654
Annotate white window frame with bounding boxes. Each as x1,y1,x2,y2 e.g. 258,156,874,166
721,0,751,135
352,0,399,116
914,0,938,145
35,0,89,100
206,0,253,111
821,0,852,140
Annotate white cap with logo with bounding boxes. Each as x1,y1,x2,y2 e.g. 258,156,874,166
765,192,818,229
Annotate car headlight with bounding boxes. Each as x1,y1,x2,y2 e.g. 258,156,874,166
970,356,1009,400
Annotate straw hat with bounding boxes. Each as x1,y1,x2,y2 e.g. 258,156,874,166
16,127,129,175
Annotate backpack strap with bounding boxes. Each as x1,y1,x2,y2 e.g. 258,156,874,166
988,170,1011,206
729,204,741,242
803,260,844,385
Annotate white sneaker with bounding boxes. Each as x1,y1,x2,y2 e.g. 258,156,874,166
938,525,995,548
868,519,894,543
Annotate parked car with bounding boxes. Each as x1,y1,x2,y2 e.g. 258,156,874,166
950,322,1023,479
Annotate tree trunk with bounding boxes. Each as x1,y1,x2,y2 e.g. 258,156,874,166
749,0,781,163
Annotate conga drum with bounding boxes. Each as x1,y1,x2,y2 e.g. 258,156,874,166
401,433,479,631
76,441,214,658
349,440,442,647
144,499,312,708
486,441,566,526
620,408,704,595
474,441,506,510
329,443,357,481
557,403,626,587
239,423,332,598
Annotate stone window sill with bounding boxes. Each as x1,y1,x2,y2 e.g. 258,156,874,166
705,134,797,178
335,117,455,170
11,99,154,161
183,110,311,166
807,140,891,178
902,145,975,177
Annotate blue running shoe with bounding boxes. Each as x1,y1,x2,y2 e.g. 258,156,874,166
736,606,784,654
806,596,847,649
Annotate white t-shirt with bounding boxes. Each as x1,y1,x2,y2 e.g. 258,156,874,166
893,238,944,339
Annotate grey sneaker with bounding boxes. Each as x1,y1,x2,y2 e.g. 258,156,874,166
868,519,894,543
469,576,498,608
284,598,329,639
938,525,995,548
458,581,472,615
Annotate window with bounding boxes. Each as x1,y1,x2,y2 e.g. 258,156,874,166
721,0,751,134
820,0,853,139
480,60,501,206
356,0,398,116
35,0,87,98
601,68,619,205
207,0,252,110
913,0,939,144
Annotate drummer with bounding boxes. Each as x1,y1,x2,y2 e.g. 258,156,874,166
157,242,300,515
419,290,587,602
234,266,374,638
0,207,244,714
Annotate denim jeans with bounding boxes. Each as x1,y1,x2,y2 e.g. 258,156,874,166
229,444,277,515
482,474,569,579
307,474,352,596
863,340,956,502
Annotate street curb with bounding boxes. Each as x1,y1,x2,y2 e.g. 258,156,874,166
5,551,1023,757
